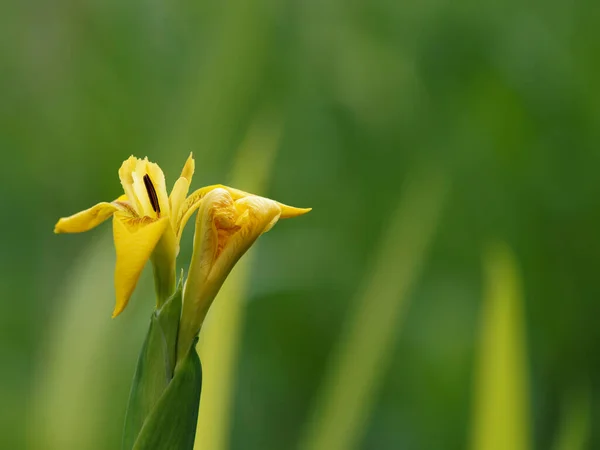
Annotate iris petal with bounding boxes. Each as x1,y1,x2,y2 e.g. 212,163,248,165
54,202,120,234
112,213,169,317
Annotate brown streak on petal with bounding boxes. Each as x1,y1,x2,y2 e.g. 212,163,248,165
143,174,161,214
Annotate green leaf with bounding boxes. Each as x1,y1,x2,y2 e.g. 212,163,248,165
122,284,182,450
132,340,202,450
470,243,531,450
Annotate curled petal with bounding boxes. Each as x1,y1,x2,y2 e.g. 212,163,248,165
174,185,223,239
210,194,282,280
177,189,240,358
112,213,169,317
190,188,234,285
54,201,121,234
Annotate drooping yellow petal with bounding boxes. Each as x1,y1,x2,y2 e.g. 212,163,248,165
111,212,169,317
54,202,120,234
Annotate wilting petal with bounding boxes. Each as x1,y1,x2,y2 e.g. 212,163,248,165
54,202,120,233
112,212,169,317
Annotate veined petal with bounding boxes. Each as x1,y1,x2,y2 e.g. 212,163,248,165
112,212,169,317
210,195,281,279
54,201,121,234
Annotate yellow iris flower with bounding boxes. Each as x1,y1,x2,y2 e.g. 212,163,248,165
54,155,311,324
55,154,197,317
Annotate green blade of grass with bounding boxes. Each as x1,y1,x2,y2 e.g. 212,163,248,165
470,243,531,450
299,166,448,450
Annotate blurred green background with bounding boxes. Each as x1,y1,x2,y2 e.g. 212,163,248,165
1,0,599,448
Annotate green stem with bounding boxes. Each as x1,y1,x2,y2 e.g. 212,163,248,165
176,279,219,364
151,256,176,308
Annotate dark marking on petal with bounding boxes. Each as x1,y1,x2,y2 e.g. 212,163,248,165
143,174,161,214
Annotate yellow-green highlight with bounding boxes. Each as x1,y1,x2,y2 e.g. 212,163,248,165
194,114,282,450
470,243,531,450
299,167,448,450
